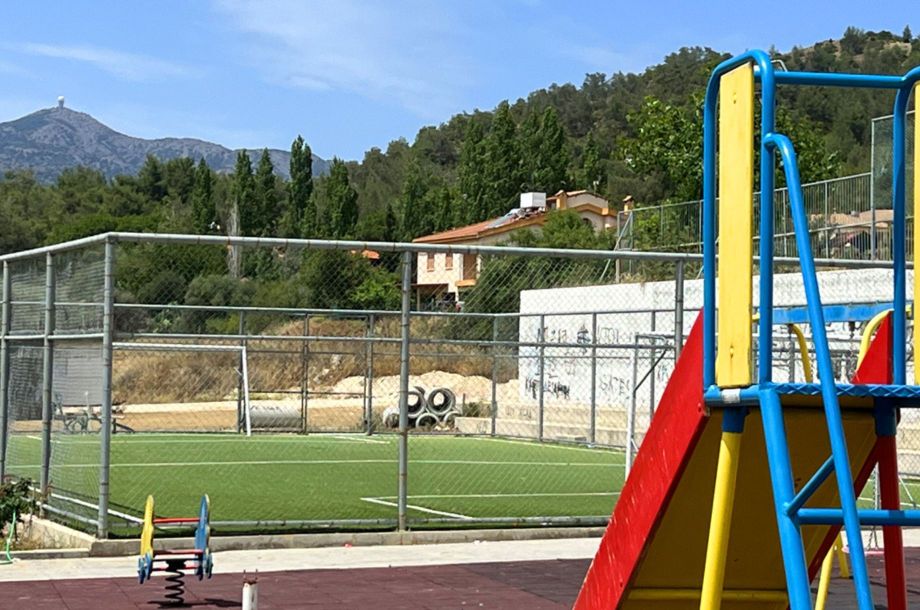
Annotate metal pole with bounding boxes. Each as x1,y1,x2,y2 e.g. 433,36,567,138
302,314,310,434
674,262,685,359
537,314,545,442
823,180,830,259
627,345,638,475
98,239,115,538
649,311,656,417
40,252,55,494
870,120,877,260
365,314,375,435
490,315,498,437
236,311,245,433
589,312,597,445
0,262,10,480
397,250,412,531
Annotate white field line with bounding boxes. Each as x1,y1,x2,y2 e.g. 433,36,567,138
26,435,394,446
329,434,389,445
17,459,625,469
469,435,626,456
361,496,473,520
375,491,622,500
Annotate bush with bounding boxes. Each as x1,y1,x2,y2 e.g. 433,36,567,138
0,478,37,530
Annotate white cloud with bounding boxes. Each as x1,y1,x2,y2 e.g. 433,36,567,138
212,0,472,119
9,42,194,82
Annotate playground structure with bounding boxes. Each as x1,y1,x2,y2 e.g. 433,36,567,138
137,495,213,605
576,52,920,609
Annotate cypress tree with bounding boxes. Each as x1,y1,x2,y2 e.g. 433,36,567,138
458,121,487,224
483,101,523,218
289,135,316,237
191,158,215,231
232,150,254,235
254,148,278,236
325,158,358,239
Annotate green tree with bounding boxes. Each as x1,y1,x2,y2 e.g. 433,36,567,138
482,101,523,218
288,135,315,237
137,155,167,202
458,121,487,225
191,159,215,232
522,106,569,194
323,158,359,239
254,148,279,236
580,131,605,191
232,150,255,235
620,95,703,203
399,160,431,239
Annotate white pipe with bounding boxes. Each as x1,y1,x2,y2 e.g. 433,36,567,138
242,580,258,610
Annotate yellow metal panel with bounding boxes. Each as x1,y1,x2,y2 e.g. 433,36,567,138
914,85,919,384
716,64,755,387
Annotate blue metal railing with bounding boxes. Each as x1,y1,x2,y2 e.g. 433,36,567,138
702,52,920,610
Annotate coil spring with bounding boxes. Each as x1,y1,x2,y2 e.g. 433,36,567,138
163,560,187,605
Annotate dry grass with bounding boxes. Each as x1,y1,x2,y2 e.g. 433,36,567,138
113,315,517,405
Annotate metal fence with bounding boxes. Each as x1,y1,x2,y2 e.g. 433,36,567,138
0,232,910,538
617,172,894,261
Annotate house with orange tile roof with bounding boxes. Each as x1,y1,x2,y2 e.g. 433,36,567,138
412,190,615,305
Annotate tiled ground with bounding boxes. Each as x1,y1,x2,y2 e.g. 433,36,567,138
2,554,918,609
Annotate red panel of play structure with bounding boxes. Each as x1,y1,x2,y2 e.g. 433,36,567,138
574,315,707,609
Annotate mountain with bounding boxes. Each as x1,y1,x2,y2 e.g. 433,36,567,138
0,105,330,182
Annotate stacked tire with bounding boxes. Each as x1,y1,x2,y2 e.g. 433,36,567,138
381,386,460,429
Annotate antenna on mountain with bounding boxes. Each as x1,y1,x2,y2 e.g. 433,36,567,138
57,96,65,110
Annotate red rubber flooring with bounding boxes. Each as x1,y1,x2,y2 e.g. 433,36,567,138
2,553,920,609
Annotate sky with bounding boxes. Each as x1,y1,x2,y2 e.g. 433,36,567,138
0,1,914,161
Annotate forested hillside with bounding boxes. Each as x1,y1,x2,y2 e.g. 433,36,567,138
1,26,917,258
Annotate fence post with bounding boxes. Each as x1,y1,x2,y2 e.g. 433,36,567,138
823,180,830,259
302,314,310,434
365,313,375,435
627,343,639,475
237,311,245,433
589,312,597,445
537,313,545,442
97,239,115,538
674,262,685,358
490,315,498,437
648,311,656,417
870,124,877,260
397,250,412,531
40,252,56,494
0,262,10,480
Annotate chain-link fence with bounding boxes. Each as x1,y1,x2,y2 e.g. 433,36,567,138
618,172,880,261
0,232,914,538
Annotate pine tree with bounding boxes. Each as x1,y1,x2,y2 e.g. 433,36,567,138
138,155,166,202
254,148,278,236
458,121,487,224
483,101,523,218
903,25,913,42
288,135,315,237
191,158,215,231
519,110,543,192
324,158,358,239
232,150,255,235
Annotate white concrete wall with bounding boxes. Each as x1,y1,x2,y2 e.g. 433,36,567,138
517,268,909,410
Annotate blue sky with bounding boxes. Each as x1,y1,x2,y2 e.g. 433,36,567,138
0,1,913,161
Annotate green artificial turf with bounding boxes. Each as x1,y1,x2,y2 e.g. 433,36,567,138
4,433,625,531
